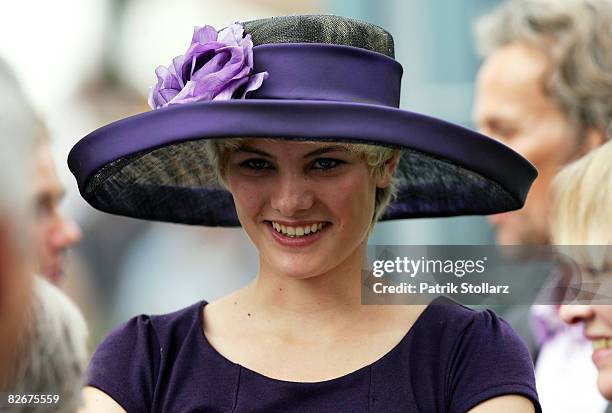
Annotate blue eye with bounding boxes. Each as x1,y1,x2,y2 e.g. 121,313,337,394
241,159,273,170
312,158,344,170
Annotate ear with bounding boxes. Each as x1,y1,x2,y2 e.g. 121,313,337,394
576,127,607,157
376,151,401,188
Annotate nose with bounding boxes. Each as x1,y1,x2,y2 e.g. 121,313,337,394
488,212,507,227
50,211,82,252
269,172,315,217
559,304,595,325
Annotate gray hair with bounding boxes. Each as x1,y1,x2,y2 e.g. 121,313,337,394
9,276,89,413
475,0,612,140
0,59,39,246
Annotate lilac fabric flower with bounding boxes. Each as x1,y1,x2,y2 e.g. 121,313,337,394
148,23,268,109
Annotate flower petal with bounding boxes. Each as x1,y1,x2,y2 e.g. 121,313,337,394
192,25,218,45
147,85,160,109
190,49,230,81
212,76,249,101
242,34,255,67
238,71,269,98
183,42,225,80
217,23,244,46
169,55,186,88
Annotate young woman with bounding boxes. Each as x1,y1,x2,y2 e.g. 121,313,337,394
70,15,541,413
554,141,612,401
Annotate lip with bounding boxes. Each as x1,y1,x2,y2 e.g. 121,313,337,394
46,266,63,285
265,220,331,247
590,336,612,367
593,347,612,368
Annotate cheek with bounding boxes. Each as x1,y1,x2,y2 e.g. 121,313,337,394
595,306,612,328
29,220,48,250
517,117,575,168
598,371,612,401
323,171,376,219
516,121,574,204
229,179,268,217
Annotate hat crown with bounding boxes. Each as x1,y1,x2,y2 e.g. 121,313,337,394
243,15,395,58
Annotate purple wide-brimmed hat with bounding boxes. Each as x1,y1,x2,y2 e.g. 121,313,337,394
68,15,537,226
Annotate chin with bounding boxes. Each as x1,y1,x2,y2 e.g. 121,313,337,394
598,372,612,401
496,226,547,246
495,231,521,246
272,259,330,279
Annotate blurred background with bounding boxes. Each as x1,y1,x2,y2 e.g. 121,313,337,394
0,0,501,347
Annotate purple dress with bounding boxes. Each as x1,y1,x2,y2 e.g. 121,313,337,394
87,297,541,412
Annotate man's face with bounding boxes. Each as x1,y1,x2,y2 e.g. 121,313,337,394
31,141,81,284
474,42,580,245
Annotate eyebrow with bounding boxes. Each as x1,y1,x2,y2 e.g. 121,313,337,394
235,144,350,159
36,189,66,205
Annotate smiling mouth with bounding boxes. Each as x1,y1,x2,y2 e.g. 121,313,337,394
593,338,612,350
267,221,329,238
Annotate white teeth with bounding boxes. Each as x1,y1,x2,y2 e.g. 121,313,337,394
593,339,612,350
270,222,327,237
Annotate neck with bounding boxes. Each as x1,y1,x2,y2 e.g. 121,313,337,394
242,242,368,324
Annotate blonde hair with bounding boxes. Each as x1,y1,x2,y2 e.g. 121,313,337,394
205,138,400,228
550,140,612,267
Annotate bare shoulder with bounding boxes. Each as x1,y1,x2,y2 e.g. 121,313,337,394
77,387,126,413
203,290,247,335
467,395,535,413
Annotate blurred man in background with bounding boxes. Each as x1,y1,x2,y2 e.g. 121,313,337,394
474,0,610,246
0,58,88,412
0,58,39,389
473,0,612,411
31,133,82,286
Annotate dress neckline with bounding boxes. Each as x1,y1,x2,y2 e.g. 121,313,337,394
197,296,451,385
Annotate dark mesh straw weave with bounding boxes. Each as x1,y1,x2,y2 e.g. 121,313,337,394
85,140,516,226
243,15,395,58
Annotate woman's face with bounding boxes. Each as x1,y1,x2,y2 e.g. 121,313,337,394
560,261,612,400
225,139,392,279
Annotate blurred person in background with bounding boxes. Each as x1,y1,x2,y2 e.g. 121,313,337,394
474,0,610,246
9,276,89,413
31,132,83,286
0,58,38,390
553,141,612,405
0,58,89,411
473,0,612,411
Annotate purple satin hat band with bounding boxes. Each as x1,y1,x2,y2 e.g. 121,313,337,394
249,43,402,107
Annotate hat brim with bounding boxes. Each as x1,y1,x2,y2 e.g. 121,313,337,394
68,99,537,226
